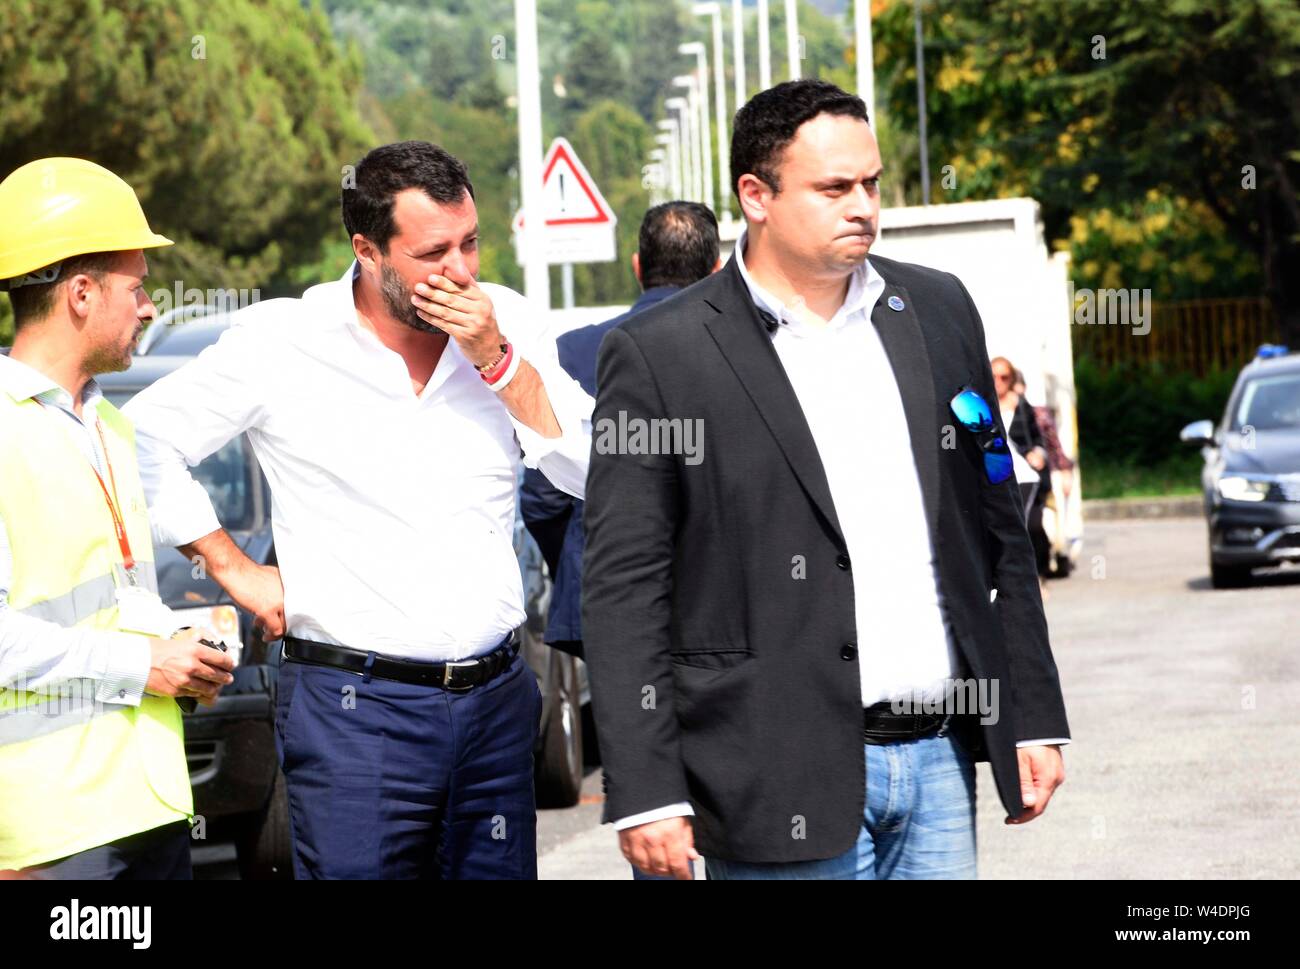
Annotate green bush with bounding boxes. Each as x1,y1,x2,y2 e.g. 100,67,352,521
1075,357,1237,468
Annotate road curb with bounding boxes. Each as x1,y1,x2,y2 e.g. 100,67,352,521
1083,496,1202,520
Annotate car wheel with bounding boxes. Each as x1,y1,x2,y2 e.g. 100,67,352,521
1210,559,1253,589
535,650,583,809
235,767,294,880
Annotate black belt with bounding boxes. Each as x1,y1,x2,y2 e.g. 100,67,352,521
282,632,519,692
863,700,948,745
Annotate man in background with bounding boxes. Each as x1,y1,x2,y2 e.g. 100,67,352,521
521,201,721,661
520,202,719,880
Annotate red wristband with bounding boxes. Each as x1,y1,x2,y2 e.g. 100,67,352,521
478,342,513,384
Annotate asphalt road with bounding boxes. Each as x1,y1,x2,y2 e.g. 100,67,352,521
198,516,1300,880
537,516,1300,879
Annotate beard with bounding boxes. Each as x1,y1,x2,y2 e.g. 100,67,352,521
380,261,443,335
85,319,146,375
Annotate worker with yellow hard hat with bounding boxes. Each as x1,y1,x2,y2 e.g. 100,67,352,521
0,157,235,878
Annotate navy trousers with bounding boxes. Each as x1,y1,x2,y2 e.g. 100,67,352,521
275,647,543,880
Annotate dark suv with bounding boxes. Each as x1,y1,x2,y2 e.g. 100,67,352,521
1180,346,1300,587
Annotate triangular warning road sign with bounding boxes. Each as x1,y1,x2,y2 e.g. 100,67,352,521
513,137,616,230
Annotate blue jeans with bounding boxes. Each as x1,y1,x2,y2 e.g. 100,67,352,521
276,649,542,880
706,732,977,879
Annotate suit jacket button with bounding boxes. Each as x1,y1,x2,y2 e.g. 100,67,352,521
836,553,850,570
840,643,857,661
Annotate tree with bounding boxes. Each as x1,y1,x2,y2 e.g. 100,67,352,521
873,0,1300,341
0,0,373,329
568,100,653,306
561,9,627,124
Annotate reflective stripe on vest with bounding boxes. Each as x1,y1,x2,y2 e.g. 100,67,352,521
0,692,102,745
14,564,157,626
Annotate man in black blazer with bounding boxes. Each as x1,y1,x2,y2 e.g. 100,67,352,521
582,80,1070,879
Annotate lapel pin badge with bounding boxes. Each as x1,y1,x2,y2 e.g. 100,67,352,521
887,295,905,312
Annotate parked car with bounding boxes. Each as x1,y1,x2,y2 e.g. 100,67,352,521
1181,345,1300,587
134,304,229,356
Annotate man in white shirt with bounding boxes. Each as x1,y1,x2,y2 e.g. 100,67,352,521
124,141,592,879
582,82,1069,879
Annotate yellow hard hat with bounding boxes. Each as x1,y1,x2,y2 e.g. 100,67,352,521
0,157,173,289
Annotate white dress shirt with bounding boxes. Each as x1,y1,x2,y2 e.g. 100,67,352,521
615,236,1066,831
0,355,152,706
124,265,593,662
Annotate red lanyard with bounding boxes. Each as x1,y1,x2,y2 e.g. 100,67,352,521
92,419,138,579
33,398,139,583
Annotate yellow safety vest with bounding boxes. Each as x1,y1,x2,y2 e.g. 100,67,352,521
0,390,192,870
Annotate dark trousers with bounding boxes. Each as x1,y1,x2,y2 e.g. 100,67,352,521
276,649,542,880
1022,477,1052,577
27,820,192,880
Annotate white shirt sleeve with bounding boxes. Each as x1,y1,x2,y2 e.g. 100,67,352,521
0,509,151,706
486,285,593,500
612,801,695,831
124,310,275,548
1017,738,1071,748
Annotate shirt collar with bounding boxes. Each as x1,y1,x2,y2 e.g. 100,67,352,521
0,353,104,412
733,227,883,333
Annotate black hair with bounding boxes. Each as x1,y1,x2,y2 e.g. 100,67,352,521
730,79,869,198
7,252,119,329
637,201,720,290
342,141,475,251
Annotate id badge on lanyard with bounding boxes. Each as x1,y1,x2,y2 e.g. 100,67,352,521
116,584,177,636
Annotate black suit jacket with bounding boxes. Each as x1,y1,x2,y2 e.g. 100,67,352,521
582,253,1070,863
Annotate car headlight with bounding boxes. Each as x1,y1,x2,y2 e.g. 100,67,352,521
1217,475,1271,502
171,604,242,666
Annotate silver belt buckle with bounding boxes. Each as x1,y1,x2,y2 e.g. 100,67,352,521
442,657,479,691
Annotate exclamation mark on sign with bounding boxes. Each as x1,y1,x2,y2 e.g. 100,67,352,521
558,172,566,213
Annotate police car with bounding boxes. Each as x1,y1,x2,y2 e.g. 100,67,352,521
1181,345,1300,587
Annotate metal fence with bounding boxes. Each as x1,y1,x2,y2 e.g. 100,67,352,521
1071,297,1278,375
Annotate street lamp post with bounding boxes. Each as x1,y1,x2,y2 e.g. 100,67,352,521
655,126,682,199
664,98,695,200
647,147,667,205
731,0,746,110
855,0,876,124
693,2,732,223
914,0,930,203
679,42,714,214
514,0,548,308
670,78,703,203
784,0,800,80
757,0,772,90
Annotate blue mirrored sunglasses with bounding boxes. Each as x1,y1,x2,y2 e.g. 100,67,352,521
949,387,1014,484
